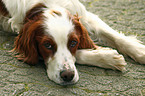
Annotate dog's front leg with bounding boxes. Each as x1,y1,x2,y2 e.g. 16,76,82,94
75,47,126,71
81,12,145,64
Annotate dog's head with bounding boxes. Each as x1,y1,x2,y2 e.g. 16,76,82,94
14,4,95,85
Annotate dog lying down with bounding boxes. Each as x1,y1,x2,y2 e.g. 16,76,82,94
0,0,145,85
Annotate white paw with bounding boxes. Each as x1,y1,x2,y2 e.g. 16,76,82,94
94,48,127,71
76,48,127,72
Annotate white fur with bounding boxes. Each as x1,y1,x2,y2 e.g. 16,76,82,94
43,8,79,84
76,47,127,71
2,0,43,32
1,0,145,85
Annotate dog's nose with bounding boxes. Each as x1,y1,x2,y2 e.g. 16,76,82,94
60,70,74,82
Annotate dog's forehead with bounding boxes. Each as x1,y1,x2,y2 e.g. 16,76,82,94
43,8,74,45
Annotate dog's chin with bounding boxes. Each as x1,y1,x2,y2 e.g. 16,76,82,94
51,77,79,86
59,81,78,86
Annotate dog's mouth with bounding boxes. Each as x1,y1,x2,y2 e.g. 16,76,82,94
60,81,77,86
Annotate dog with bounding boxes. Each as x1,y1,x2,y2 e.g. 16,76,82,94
0,0,145,85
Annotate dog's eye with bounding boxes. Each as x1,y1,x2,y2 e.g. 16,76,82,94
70,40,78,47
44,43,52,49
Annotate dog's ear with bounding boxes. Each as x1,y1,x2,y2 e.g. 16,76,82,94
13,3,46,65
24,3,46,23
0,0,9,16
73,16,96,49
14,20,43,65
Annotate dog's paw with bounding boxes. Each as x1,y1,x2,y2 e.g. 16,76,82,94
76,48,127,72
94,48,127,71
111,53,127,71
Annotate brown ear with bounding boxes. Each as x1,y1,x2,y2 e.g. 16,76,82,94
24,3,46,23
0,1,9,16
73,17,96,49
13,3,46,65
13,20,43,65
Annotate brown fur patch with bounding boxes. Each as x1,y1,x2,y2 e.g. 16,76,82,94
50,10,62,16
24,3,46,23
14,3,47,65
72,16,96,49
14,20,44,64
68,32,80,55
36,35,57,63
0,0,9,16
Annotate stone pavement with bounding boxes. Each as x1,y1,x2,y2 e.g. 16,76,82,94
0,0,145,95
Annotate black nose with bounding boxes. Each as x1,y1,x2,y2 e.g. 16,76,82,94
60,70,74,82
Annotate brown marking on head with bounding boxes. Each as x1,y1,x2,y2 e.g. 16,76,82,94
13,3,47,65
0,0,9,16
14,20,43,64
50,10,62,16
67,12,96,56
72,15,96,49
68,32,80,55
36,35,57,63
66,11,96,49
24,3,46,23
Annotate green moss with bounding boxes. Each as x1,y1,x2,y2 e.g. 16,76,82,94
24,84,29,91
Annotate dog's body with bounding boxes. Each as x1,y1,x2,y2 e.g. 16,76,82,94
0,0,145,85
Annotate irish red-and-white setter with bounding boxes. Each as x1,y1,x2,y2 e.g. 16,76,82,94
0,0,145,85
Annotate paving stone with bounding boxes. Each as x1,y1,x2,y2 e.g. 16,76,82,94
0,55,13,63
28,84,50,93
93,76,114,85
124,88,142,96
4,75,36,83
20,91,42,96
0,81,7,88
141,89,145,96
124,72,145,79
7,59,32,68
112,77,135,92
0,64,16,72
105,69,124,76
0,84,25,96
44,88,90,96
78,73,113,92
13,68,36,76
77,65,106,76
26,68,52,84
0,70,9,79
